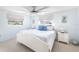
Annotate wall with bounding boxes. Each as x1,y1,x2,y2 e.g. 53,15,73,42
0,9,31,42
0,9,8,41
52,9,78,41
76,8,79,41
39,8,79,42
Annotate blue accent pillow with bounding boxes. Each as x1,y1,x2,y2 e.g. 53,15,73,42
38,25,47,31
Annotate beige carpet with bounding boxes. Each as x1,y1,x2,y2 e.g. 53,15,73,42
52,42,79,52
0,38,79,52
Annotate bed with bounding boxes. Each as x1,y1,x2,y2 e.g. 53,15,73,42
16,29,56,52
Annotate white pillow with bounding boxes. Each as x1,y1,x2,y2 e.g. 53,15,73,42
47,25,54,31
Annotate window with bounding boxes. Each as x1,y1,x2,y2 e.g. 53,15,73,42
7,11,24,25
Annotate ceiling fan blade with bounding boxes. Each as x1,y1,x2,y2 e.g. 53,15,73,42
32,6,36,12
36,6,48,12
23,6,33,12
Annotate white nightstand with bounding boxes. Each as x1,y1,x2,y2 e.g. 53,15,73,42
58,32,69,44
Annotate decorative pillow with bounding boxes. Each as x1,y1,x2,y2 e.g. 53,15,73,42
37,25,47,31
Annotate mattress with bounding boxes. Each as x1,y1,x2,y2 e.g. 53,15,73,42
19,29,56,43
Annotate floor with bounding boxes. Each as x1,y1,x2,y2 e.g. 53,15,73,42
0,38,79,52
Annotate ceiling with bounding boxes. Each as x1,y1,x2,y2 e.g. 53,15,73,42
1,6,78,15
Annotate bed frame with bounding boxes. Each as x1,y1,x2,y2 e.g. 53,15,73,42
16,31,56,52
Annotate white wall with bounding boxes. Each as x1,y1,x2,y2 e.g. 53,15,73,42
0,10,8,41
0,9,31,42
76,8,79,41
52,9,78,41
39,8,79,42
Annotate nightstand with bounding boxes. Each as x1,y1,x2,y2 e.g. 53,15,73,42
58,32,69,44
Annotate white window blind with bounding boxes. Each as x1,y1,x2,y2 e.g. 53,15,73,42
7,11,24,25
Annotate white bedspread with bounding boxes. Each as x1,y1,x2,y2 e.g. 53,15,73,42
19,29,56,43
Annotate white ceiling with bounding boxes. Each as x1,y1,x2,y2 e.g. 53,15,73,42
37,6,78,15
1,6,78,15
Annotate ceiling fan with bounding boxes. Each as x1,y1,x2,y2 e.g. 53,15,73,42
23,6,49,14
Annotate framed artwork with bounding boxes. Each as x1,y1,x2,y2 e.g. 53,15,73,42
61,16,67,23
